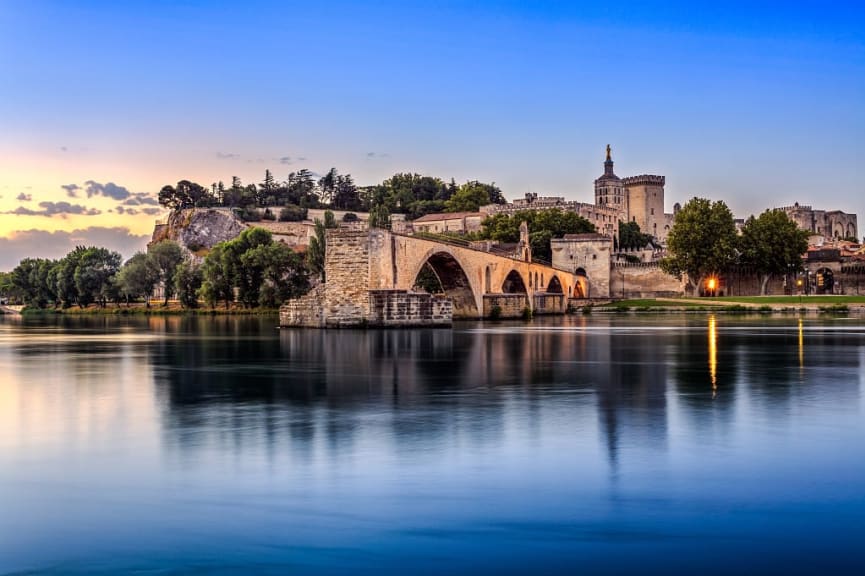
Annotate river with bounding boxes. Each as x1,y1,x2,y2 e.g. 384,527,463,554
1,314,864,575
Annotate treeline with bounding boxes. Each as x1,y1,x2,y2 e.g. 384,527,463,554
158,169,506,220
662,199,811,294
467,209,596,261
2,230,311,310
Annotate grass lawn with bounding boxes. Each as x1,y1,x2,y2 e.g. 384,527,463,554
701,295,865,305
604,299,708,308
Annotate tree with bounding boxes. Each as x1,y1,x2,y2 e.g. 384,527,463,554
445,181,493,212
333,174,361,210
476,209,595,261
306,211,338,281
279,205,307,222
618,221,654,251
11,258,57,308
368,204,391,230
74,247,122,307
661,197,738,292
174,261,203,309
148,240,184,305
199,244,234,308
116,252,159,306
738,209,810,295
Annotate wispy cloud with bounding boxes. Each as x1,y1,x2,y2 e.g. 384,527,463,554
4,201,101,218
16,193,32,202
277,155,307,165
366,152,390,159
217,152,239,160
0,227,150,271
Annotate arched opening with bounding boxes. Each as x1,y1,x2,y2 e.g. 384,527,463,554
574,268,588,298
815,267,835,295
502,270,528,294
546,276,563,294
413,251,479,318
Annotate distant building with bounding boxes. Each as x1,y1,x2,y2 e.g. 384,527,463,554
482,194,621,239
778,202,858,240
411,212,484,234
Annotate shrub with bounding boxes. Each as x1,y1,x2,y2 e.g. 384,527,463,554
489,304,502,320
521,306,532,320
342,212,359,223
262,209,276,221
279,205,308,222
581,305,592,315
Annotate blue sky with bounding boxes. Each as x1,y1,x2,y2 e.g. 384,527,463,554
1,1,863,267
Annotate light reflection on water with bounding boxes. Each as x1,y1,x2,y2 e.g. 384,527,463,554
1,314,864,575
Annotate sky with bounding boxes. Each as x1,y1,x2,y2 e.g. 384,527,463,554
1,0,863,270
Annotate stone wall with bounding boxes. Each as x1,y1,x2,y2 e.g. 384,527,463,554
483,294,529,318
280,285,326,327
369,290,452,326
533,294,566,314
610,262,684,298
323,230,371,326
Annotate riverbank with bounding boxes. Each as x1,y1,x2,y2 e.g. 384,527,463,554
18,302,280,316
592,295,865,314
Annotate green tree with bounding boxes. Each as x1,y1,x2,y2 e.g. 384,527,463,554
173,261,203,309
11,258,57,308
148,240,184,305
368,204,391,230
476,209,595,261
199,244,234,308
74,247,122,308
116,252,159,306
445,180,505,213
661,197,738,292
333,174,361,210
306,211,338,281
738,209,810,295
618,221,654,251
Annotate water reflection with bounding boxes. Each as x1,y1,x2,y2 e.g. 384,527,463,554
2,314,865,575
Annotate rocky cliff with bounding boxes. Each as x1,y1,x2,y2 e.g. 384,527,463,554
149,208,247,255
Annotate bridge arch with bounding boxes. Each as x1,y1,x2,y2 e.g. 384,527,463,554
502,269,528,294
546,275,563,294
409,248,481,318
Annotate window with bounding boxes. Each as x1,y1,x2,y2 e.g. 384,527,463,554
650,208,654,215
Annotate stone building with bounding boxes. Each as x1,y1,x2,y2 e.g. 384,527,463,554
411,212,484,234
594,145,674,242
550,233,612,298
482,194,621,239
777,202,858,240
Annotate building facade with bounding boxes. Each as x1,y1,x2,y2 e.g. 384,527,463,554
594,145,674,242
778,203,858,240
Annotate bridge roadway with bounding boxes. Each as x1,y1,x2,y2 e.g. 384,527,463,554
367,229,586,318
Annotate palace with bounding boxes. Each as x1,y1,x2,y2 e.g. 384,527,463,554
594,145,676,242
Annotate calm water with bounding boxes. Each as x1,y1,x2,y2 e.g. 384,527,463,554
1,313,864,575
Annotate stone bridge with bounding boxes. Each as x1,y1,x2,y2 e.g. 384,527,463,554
282,228,593,327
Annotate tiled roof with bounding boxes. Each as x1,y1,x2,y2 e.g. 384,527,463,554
412,212,484,223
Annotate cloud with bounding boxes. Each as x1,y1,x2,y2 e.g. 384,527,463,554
16,193,33,202
60,146,68,152
84,180,131,201
217,152,239,159
3,201,102,217
366,152,390,159
0,227,150,271
122,192,160,206
61,184,80,198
